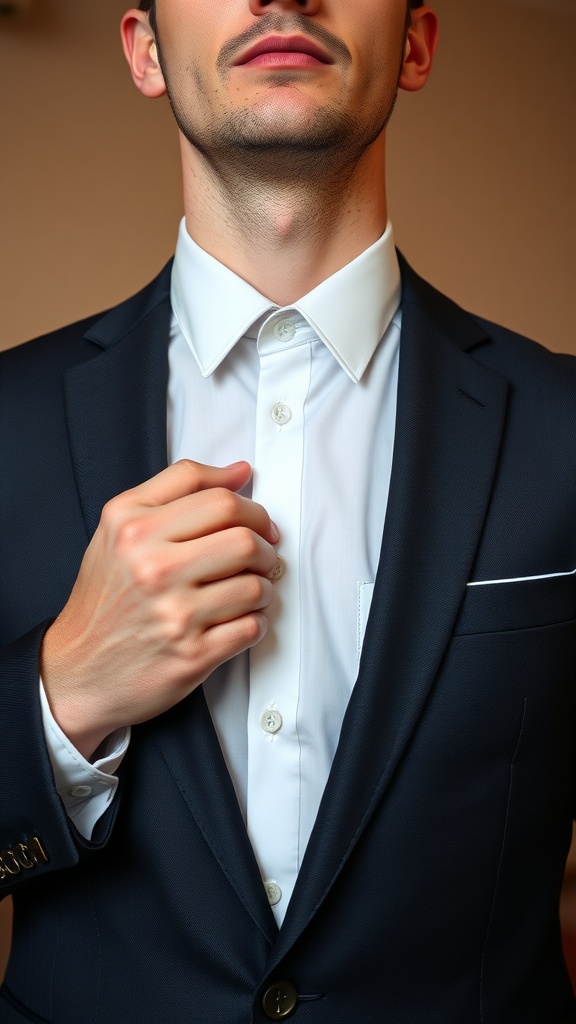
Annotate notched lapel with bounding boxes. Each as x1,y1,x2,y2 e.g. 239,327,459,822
152,689,279,946
64,287,172,539
270,275,510,962
63,269,278,945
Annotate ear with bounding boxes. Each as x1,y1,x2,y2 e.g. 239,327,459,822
398,7,439,93
120,9,166,99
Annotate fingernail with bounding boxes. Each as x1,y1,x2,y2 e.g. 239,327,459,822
267,555,285,582
225,461,248,469
270,521,280,542
255,612,268,641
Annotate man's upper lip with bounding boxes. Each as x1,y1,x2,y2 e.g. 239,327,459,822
234,35,334,66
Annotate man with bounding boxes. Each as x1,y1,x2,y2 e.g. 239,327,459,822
0,0,575,1020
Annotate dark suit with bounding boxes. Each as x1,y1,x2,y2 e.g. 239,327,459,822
1,258,575,1023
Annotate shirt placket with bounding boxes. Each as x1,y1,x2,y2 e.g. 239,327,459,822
247,313,313,924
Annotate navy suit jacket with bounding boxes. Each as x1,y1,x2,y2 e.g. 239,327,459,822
1,258,575,1023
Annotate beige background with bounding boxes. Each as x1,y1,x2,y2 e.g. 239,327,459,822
1,0,575,981
1,0,575,353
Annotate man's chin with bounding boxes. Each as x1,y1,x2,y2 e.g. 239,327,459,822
217,104,356,155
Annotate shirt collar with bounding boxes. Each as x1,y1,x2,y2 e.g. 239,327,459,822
171,216,401,383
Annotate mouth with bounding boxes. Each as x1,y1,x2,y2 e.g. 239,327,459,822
233,35,335,69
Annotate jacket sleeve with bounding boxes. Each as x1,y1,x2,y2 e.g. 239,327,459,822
0,622,120,899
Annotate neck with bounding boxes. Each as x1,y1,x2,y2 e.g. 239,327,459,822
180,133,388,306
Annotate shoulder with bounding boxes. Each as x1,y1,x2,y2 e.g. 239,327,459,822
399,254,576,391
469,312,575,383
0,261,173,387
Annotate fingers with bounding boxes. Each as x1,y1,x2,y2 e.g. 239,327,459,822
118,459,253,509
201,612,269,667
125,525,278,614
190,572,274,628
101,459,279,547
161,526,278,587
148,487,279,546
40,460,281,758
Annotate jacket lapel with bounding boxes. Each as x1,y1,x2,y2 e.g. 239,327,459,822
63,265,172,540
151,689,279,945
269,261,510,962
63,264,277,944
62,258,512,960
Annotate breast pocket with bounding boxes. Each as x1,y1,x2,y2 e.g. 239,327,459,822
453,573,576,636
357,581,375,662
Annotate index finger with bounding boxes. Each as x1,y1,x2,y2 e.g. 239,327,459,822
122,459,253,508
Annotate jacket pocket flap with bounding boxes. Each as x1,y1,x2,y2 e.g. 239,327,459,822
453,573,576,636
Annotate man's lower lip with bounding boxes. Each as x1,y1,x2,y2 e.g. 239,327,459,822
239,52,327,68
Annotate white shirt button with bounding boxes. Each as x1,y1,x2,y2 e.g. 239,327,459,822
271,403,291,426
69,785,93,799
261,709,283,735
273,319,296,342
264,880,283,906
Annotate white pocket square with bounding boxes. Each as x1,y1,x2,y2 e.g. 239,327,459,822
467,568,576,587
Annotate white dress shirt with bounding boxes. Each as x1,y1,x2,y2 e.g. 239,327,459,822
41,217,402,925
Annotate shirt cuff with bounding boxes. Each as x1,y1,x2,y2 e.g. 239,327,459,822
39,679,130,840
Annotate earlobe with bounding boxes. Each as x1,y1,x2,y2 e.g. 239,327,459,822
398,7,439,94
120,9,166,99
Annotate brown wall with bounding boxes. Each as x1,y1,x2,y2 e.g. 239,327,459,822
1,0,575,983
388,0,576,355
0,0,183,352
1,0,574,353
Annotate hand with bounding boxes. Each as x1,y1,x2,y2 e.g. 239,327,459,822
41,460,278,759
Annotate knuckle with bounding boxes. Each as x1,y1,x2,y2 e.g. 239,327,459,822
174,458,199,481
245,574,269,606
132,556,167,593
241,614,265,645
156,595,187,643
212,487,240,521
233,526,259,561
252,499,267,521
115,516,150,552
100,494,129,531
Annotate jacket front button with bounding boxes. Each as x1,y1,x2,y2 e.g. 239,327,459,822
262,979,298,1019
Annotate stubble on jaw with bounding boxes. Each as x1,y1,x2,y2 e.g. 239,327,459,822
153,11,405,240
156,14,403,166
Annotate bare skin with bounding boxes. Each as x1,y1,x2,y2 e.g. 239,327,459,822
42,461,278,759
41,0,437,759
122,0,437,306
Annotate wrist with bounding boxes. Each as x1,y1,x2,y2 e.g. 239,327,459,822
40,626,111,762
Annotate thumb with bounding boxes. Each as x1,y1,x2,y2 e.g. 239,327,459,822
127,459,253,508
